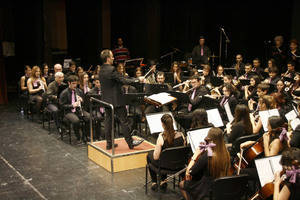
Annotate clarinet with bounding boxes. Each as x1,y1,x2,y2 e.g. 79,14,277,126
76,93,84,117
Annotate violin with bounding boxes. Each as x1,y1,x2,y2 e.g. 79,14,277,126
230,137,264,174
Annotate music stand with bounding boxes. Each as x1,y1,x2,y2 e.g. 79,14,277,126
187,127,211,153
144,83,169,94
167,91,190,104
145,112,177,134
201,95,220,110
239,79,250,86
207,108,224,127
211,76,224,87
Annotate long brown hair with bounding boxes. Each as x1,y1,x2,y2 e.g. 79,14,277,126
30,66,41,80
191,109,209,129
161,114,176,146
234,104,253,135
206,127,231,178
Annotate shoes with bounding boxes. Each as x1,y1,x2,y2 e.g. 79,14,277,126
57,127,62,134
151,183,158,191
159,181,167,191
129,139,144,149
74,140,84,145
106,143,118,150
130,129,139,136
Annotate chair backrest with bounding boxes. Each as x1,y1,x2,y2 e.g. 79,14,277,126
159,146,191,170
211,174,249,200
232,134,260,155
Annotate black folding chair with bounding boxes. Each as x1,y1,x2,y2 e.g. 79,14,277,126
231,134,260,157
145,146,191,194
209,174,249,200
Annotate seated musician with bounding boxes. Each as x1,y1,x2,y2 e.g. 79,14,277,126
274,147,300,200
216,65,224,78
264,66,280,85
59,75,91,144
145,60,157,84
48,63,63,83
42,63,51,84
226,104,253,144
147,114,186,191
239,63,256,80
65,61,77,79
20,65,31,96
171,61,182,86
76,66,84,78
144,71,172,114
232,54,245,77
290,74,300,100
135,67,143,78
27,66,48,119
179,127,231,200
245,75,261,100
251,95,276,135
45,72,66,133
252,58,265,78
219,83,238,120
287,39,300,69
117,63,129,77
190,109,214,130
202,65,212,86
282,61,296,80
241,116,289,157
79,72,92,95
87,77,104,141
248,83,269,112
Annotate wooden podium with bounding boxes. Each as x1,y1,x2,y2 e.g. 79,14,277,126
88,136,155,173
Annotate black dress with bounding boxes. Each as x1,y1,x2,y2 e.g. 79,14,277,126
228,121,251,144
183,151,214,200
147,135,185,182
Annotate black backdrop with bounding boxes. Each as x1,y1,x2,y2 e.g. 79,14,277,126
2,0,296,84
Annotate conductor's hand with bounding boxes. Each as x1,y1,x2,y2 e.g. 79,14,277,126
138,76,145,83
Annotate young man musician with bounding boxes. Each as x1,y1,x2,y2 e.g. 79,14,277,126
59,75,91,144
99,49,144,150
231,54,245,77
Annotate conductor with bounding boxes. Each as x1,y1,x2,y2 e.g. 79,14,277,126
99,49,145,150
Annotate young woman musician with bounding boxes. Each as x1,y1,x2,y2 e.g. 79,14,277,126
27,66,47,117
226,104,253,144
245,75,261,100
171,61,182,85
216,65,225,78
117,63,129,77
91,65,101,81
241,116,289,157
20,65,31,95
219,83,238,120
179,127,231,200
147,114,186,191
79,72,92,94
190,109,214,129
273,147,300,200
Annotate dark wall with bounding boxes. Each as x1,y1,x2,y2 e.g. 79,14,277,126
111,0,294,67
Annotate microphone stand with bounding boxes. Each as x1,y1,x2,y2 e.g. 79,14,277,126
219,27,231,67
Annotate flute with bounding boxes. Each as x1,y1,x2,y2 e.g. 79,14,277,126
173,80,190,89
144,67,154,78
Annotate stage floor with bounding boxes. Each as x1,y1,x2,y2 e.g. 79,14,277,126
0,103,181,200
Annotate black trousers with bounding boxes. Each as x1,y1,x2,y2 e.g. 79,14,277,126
63,111,90,140
47,104,60,129
104,106,132,146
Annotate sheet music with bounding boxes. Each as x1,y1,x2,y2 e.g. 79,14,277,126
255,155,282,187
291,118,300,130
187,128,211,153
147,92,176,105
146,112,177,134
63,59,72,69
285,110,298,121
207,108,224,127
224,102,234,122
259,109,280,132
